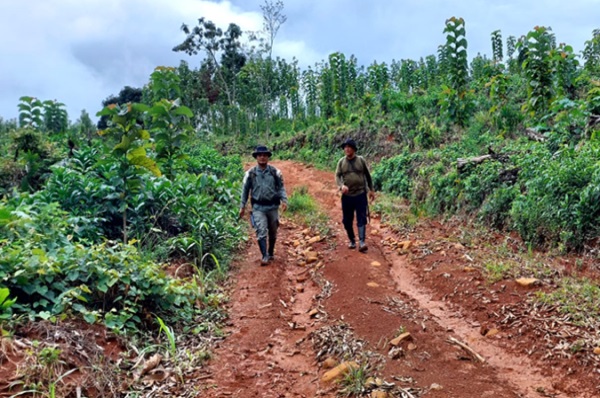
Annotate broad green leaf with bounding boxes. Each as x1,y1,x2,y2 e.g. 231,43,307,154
131,103,150,112
139,129,151,140
173,106,194,117
130,156,162,176
114,136,132,151
127,147,146,160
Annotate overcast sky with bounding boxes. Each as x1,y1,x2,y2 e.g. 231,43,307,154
0,0,597,123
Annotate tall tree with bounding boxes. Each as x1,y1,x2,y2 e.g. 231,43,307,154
173,18,247,106
260,0,287,59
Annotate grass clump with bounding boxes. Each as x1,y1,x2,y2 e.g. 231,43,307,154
286,186,330,235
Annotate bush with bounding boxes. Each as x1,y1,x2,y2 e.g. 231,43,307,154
0,200,201,332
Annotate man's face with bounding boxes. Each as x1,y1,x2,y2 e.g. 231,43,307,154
256,153,270,166
344,145,356,158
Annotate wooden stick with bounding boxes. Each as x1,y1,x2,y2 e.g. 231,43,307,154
446,337,486,363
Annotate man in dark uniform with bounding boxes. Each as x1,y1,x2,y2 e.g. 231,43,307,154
240,145,288,265
335,138,375,252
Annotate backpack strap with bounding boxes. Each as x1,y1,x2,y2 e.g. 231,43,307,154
249,165,282,191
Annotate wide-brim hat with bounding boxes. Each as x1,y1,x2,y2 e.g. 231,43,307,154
252,145,272,158
340,138,357,150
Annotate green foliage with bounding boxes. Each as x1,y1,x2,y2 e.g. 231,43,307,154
339,363,370,396
97,102,160,242
478,185,518,229
413,116,441,149
582,28,600,75
1,128,60,194
18,96,44,129
536,278,600,326
372,150,419,198
510,142,600,249
156,316,177,357
147,98,194,179
491,30,503,62
0,199,203,332
518,26,555,117
0,287,16,320
443,17,469,92
286,186,329,235
287,185,317,214
173,17,247,106
42,100,68,135
145,66,182,103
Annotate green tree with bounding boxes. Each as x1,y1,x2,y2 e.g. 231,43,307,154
97,103,160,243
582,29,600,76
97,86,143,129
75,109,96,145
43,100,68,135
518,26,556,117
491,29,503,63
18,96,44,129
173,18,247,106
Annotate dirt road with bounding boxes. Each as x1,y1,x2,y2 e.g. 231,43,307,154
204,160,597,398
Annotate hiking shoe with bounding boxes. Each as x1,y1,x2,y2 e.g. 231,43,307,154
348,241,356,249
268,255,275,262
260,256,270,266
358,241,368,252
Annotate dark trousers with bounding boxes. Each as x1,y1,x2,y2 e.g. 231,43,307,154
341,192,368,240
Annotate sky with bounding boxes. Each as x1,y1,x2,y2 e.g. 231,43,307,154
0,0,597,123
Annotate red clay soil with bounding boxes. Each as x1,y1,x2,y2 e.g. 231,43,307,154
204,160,600,398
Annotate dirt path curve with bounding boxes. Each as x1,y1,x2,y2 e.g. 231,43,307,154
204,160,591,398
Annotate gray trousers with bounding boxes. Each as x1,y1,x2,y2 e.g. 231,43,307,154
252,208,279,241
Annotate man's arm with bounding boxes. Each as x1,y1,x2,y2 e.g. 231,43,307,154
362,157,375,201
335,158,348,193
275,168,288,212
239,170,251,218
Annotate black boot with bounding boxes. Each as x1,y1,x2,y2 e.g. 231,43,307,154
358,226,367,252
258,238,269,265
346,228,356,249
268,237,276,261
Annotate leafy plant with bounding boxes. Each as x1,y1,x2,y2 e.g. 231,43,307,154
338,363,370,397
156,316,177,358
0,287,16,320
18,96,44,130
286,186,330,235
97,102,161,243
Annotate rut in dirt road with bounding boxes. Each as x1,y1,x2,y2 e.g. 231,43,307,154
203,160,594,398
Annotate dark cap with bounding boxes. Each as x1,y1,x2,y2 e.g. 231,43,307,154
252,145,272,158
340,138,357,151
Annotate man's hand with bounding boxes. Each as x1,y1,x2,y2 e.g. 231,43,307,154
369,191,375,202
281,202,288,212
341,185,349,194
239,207,245,219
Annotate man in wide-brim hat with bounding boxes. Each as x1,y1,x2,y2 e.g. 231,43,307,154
240,145,288,265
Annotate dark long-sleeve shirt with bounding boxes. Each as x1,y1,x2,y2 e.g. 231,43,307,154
335,155,374,197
